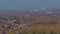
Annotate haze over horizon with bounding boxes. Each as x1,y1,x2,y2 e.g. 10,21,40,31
0,0,60,10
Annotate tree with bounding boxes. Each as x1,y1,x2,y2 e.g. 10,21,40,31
14,20,21,24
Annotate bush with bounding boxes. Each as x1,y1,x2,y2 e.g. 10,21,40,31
48,21,57,25
50,31,57,34
32,31,36,34
19,32,28,34
39,31,45,34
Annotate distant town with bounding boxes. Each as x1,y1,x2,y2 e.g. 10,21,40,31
0,8,60,34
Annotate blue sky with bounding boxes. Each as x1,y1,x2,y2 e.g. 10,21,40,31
0,0,60,10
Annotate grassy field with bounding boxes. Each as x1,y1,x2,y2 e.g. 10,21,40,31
7,25,60,34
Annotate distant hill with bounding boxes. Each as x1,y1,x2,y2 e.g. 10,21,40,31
0,9,60,16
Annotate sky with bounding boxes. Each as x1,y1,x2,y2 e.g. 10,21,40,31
0,0,60,10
